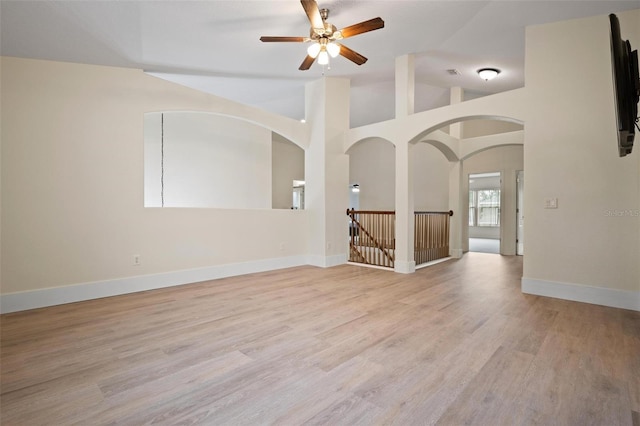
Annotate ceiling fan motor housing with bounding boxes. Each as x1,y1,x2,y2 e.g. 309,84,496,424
310,23,339,40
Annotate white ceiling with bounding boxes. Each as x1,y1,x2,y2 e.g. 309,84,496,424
2,0,639,128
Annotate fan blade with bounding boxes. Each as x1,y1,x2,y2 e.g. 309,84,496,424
338,43,367,65
260,36,308,42
301,0,324,34
338,17,384,39
299,55,316,70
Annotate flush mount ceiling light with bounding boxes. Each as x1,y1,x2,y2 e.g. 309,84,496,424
477,68,500,81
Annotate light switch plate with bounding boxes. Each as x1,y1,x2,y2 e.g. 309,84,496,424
544,198,558,209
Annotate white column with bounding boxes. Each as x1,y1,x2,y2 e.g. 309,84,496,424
448,160,463,258
393,54,416,273
394,141,415,273
449,86,464,139
305,77,351,267
395,55,415,118
447,86,464,258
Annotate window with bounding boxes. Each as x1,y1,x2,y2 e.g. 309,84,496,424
469,189,501,227
469,191,477,226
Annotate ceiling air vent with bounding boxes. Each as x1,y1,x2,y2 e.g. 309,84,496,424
446,69,461,75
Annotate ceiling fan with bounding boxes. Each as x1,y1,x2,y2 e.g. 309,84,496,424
260,0,384,70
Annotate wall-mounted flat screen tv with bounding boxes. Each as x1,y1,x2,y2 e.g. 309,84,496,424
609,13,639,157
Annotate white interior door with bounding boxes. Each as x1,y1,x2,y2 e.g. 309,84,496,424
292,185,304,209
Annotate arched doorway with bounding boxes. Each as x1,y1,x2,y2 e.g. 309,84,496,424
462,145,524,255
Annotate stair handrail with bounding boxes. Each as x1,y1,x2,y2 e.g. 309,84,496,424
347,208,395,264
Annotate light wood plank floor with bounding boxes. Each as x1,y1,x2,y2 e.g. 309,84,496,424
1,253,639,425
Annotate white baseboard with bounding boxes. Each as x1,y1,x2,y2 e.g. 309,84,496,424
450,249,463,258
522,277,640,312
15,258,636,314
394,260,416,274
0,255,308,314
307,253,348,268
416,256,454,270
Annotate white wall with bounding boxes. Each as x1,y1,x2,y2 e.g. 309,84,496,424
349,138,396,210
304,77,351,267
469,226,500,239
463,119,524,139
413,142,450,211
144,112,272,208
3,10,638,313
523,11,640,301
353,10,638,309
0,57,308,309
348,139,449,212
272,133,305,209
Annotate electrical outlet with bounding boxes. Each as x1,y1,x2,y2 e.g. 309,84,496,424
327,241,331,250
133,255,141,265
279,242,285,251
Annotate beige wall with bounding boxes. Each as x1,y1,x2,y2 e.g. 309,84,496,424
463,119,524,139
304,77,351,266
348,139,450,211
2,9,638,311
523,10,640,292
1,57,308,296
344,8,638,304
144,112,272,208
348,138,396,210
413,143,451,211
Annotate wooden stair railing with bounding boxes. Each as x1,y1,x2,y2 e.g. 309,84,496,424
349,244,367,264
414,210,453,265
346,209,452,269
347,208,395,268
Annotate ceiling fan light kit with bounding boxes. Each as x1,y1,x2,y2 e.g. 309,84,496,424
326,42,340,58
260,0,384,70
318,50,329,65
307,42,321,58
307,38,340,59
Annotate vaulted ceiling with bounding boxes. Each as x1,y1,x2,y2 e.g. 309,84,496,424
2,1,639,127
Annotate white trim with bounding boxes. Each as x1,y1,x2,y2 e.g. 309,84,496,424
450,248,463,258
522,277,640,312
0,255,308,314
307,253,348,268
394,260,416,274
416,256,454,269
346,261,393,271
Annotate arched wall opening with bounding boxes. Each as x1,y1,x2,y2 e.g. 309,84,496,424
404,116,525,262
144,106,309,150
345,111,526,269
347,137,396,211
143,111,305,209
406,115,525,148
462,144,524,256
